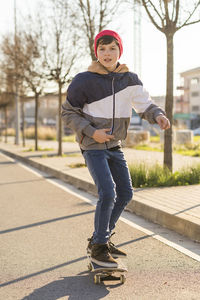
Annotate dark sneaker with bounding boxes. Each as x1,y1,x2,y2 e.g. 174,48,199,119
87,237,93,254
87,236,127,258
108,232,127,258
91,243,118,268
108,240,127,258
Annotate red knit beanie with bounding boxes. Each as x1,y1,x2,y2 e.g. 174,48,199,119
94,30,123,59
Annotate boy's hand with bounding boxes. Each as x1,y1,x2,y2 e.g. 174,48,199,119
92,128,114,143
156,115,170,130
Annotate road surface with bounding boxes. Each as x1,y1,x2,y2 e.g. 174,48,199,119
0,152,200,300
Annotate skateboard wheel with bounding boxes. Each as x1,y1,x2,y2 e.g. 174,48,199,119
88,263,92,271
120,274,126,284
94,274,101,284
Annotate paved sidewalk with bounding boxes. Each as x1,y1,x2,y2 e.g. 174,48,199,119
0,138,200,243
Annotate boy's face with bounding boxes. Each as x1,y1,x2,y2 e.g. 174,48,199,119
97,41,120,72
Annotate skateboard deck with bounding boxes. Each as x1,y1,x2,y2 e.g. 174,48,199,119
87,255,127,284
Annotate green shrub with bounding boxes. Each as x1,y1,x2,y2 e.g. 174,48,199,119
129,163,200,187
129,163,147,187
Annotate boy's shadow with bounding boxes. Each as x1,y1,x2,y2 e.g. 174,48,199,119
22,273,111,300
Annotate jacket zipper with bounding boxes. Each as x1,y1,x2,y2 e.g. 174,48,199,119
111,77,115,134
105,76,115,149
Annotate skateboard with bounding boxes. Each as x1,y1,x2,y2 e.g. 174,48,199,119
87,255,127,284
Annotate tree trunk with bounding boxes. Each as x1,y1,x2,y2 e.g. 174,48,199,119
164,33,174,171
35,93,39,151
90,38,96,61
58,82,62,156
4,106,8,143
21,101,26,147
14,83,20,145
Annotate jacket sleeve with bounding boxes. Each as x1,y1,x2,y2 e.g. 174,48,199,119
61,74,96,137
131,74,166,124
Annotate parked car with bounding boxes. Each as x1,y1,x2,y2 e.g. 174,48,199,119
192,127,200,136
129,112,143,130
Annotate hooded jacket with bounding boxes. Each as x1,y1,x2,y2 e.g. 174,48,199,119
61,62,165,150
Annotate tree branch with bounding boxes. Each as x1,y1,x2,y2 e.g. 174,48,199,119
159,0,165,19
173,0,180,24
178,18,200,29
176,1,200,30
148,0,165,24
163,0,170,24
141,0,164,32
171,0,176,21
63,54,76,83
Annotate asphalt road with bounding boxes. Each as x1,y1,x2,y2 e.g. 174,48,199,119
1,152,200,300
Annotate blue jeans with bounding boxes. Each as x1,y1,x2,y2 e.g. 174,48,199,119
83,149,133,244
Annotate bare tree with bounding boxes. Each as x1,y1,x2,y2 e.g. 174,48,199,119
0,92,9,143
0,66,15,143
1,32,45,151
42,0,78,156
19,33,45,151
138,0,200,171
19,85,29,148
75,0,121,60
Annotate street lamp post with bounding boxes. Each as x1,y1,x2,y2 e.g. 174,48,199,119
14,0,20,145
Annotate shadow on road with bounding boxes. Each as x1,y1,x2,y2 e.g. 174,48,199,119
21,275,110,300
117,234,154,247
0,161,16,165
0,257,87,288
0,210,95,235
174,203,200,215
0,178,46,186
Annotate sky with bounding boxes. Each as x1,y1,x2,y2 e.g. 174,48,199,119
0,0,200,96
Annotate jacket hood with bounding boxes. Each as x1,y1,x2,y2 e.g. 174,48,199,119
88,61,129,75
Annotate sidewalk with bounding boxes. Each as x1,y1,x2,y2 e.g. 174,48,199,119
1,137,200,243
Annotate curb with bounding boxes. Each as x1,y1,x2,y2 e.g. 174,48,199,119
126,200,200,243
1,147,200,243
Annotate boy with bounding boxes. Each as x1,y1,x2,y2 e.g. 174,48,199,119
61,30,170,268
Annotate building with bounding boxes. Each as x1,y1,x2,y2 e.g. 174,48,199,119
24,92,66,127
151,95,165,111
175,67,200,128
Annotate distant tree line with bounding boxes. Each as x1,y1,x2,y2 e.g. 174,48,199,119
0,0,121,154
0,0,199,172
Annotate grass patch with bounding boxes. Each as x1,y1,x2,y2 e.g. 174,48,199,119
65,153,81,157
133,144,162,152
23,147,54,152
68,163,86,168
174,143,200,157
132,141,200,157
129,163,200,188
194,136,200,142
62,135,76,142
53,153,81,158
175,150,200,157
150,136,160,143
